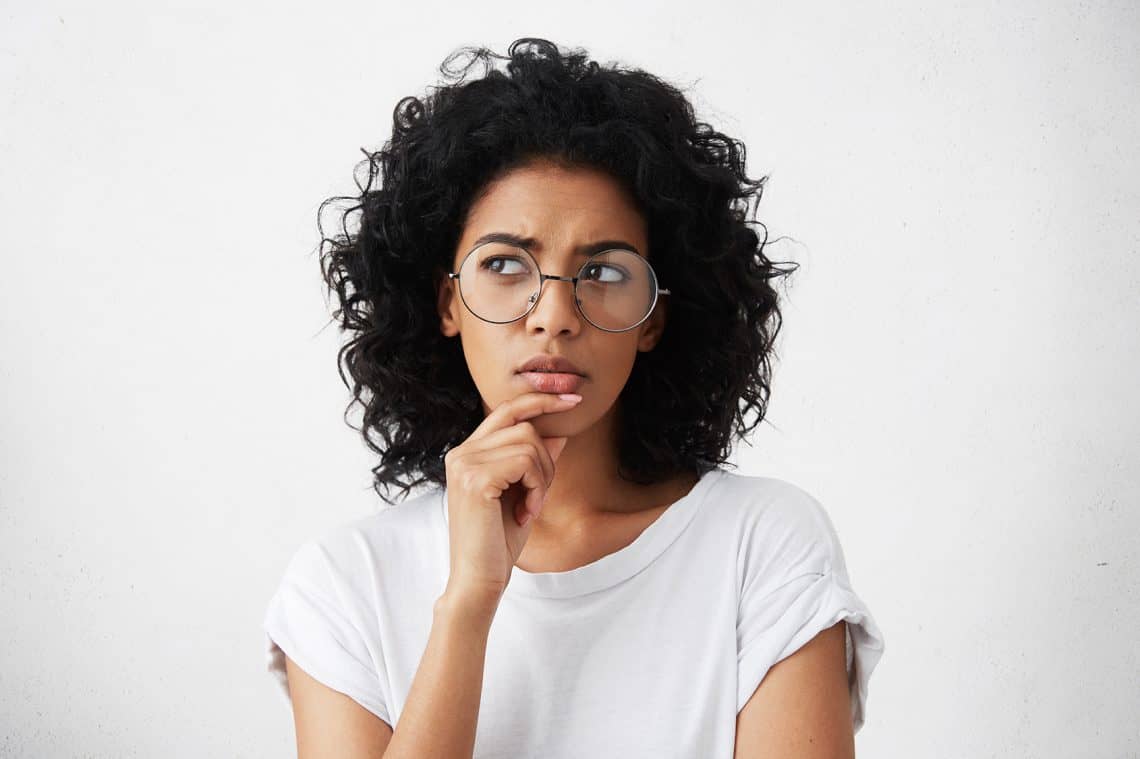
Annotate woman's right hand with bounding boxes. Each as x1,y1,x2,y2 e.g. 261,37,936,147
441,391,583,606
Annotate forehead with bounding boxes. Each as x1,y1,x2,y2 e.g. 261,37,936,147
459,162,647,251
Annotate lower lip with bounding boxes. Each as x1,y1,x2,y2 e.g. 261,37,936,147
518,371,585,394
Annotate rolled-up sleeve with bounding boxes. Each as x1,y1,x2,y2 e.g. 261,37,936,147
263,539,392,726
736,485,885,732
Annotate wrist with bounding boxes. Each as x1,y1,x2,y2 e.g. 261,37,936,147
436,582,503,622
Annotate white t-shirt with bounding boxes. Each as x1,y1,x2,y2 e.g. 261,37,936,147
263,467,885,757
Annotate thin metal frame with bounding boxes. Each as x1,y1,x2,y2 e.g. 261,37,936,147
447,242,671,333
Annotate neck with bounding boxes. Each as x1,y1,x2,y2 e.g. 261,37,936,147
530,403,697,535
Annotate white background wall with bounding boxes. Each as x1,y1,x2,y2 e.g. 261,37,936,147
2,1,1136,756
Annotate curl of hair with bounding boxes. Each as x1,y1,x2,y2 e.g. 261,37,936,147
318,37,799,505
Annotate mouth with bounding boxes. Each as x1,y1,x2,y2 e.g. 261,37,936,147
518,371,586,394
516,354,586,376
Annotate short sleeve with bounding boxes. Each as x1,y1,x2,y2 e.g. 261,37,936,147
263,538,392,726
736,484,885,733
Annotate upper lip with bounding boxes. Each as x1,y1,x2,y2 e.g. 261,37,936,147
517,354,585,376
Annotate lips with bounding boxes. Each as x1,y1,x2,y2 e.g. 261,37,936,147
519,371,586,394
516,354,586,394
517,354,585,375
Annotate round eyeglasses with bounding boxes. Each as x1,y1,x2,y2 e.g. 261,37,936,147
447,241,671,333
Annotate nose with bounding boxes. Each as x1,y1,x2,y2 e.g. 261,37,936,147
524,272,583,336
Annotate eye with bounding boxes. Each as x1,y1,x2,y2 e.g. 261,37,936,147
581,262,629,283
479,256,529,275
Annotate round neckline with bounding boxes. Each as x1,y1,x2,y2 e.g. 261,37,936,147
438,467,724,599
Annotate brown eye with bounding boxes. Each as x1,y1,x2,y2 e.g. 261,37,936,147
582,262,629,283
480,256,527,275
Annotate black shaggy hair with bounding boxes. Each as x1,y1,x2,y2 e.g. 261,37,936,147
318,37,798,506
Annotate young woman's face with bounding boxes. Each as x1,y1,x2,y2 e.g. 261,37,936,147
437,159,667,437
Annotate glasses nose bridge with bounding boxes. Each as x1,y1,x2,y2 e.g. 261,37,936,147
539,272,577,286
529,271,580,314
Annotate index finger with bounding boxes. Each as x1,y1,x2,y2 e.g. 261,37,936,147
470,391,583,441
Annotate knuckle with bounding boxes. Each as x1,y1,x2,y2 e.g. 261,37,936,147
445,450,463,474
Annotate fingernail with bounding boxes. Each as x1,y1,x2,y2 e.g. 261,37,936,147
558,393,582,402
521,511,532,526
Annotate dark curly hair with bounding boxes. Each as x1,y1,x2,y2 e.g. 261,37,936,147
318,37,798,506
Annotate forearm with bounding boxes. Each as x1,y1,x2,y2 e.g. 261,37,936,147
382,588,500,759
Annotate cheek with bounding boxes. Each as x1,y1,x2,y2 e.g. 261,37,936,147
457,323,518,410
458,326,498,377
591,342,641,391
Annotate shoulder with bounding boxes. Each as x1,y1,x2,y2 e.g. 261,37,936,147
709,471,849,585
712,471,837,544
280,486,445,589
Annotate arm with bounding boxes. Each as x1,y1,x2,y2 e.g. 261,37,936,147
283,587,500,759
284,654,392,758
382,589,499,758
734,621,855,759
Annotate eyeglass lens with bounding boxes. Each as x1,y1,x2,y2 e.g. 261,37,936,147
457,243,659,331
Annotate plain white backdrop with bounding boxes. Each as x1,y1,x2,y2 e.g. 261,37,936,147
2,1,1137,756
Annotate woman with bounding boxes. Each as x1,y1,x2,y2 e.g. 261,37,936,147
263,37,884,758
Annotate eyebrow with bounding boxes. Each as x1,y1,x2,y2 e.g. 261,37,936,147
469,232,642,257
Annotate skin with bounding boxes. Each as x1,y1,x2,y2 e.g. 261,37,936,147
435,157,700,571
734,620,855,758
